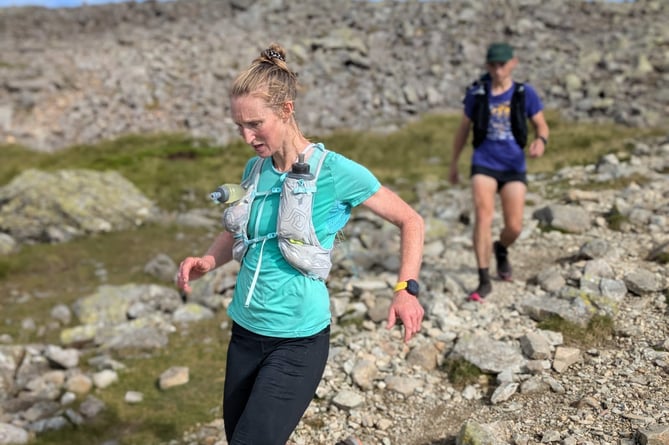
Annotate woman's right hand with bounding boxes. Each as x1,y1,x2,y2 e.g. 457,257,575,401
177,255,216,294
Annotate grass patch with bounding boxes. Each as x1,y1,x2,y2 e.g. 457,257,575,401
442,357,484,388
2,222,225,445
537,314,615,348
0,258,11,280
302,415,327,431
646,242,669,265
603,205,629,231
33,315,230,445
531,111,662,172
0,223,214,343
0,134,250,212
535,172,651,207
579,173,650,192
0,111,662,210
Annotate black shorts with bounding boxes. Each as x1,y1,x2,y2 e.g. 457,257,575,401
471,165,527,191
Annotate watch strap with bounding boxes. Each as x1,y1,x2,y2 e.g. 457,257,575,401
394,281,409,292
394,279,419,296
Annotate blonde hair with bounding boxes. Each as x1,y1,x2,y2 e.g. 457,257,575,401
230,43,299,113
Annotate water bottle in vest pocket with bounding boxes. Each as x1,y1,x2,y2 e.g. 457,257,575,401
277,153,332,280
223,193,253,262
222,161,263,263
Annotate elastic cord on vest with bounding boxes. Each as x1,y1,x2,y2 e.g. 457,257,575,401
223,144,331,308
243,192,273,308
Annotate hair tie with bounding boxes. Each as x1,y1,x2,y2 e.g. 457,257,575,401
263,49,285,62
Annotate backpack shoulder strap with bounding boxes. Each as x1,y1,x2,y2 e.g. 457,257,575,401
470,77,490,148
510,82,528,148
469,79,487,95
512,82,526,111
313,147,329,178
469,72,490,91
241,157,264,189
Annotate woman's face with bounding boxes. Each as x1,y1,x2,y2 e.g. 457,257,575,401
230,94,287,158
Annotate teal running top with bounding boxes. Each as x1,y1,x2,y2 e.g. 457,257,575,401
226,144,381,338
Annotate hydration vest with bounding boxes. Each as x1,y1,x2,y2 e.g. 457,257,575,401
470,76,527,149
222,144,332,295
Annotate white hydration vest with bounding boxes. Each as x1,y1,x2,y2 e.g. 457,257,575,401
222,145,332,289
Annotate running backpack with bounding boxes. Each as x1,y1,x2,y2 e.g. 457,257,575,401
470,75,527,149
222,144,332,281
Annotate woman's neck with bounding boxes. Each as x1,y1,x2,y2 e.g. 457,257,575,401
272,137,312,172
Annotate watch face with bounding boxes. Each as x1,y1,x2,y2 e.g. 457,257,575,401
406,279,420,296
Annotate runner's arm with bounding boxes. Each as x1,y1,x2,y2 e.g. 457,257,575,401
362,186,425,343
449,113,472,184
528,110,549,158
177,231,235,294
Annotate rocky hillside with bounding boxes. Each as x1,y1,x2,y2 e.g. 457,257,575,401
0,1,668,445
169,139,669,445
2,135,667,445
0,0,667,151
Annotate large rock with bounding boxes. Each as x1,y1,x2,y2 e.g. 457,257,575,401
0,169,158,243
0,423,30,444
532,204,592,234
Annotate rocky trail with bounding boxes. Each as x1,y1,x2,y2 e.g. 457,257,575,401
164,137,669,445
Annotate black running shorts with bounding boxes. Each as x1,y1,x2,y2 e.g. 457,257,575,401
470,165,527,191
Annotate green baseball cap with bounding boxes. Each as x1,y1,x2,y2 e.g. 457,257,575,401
486,42,514,63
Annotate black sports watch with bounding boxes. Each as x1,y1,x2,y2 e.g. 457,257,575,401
394,279,420,297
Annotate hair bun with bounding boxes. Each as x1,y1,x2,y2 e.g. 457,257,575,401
263,48,285,62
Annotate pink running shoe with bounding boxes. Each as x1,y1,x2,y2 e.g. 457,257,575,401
467,281,491,302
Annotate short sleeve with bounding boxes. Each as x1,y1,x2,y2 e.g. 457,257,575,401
523,84,544,118
325,152,381,207
240,157,259,182
463,88,477,120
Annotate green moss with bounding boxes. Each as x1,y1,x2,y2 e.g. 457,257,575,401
604,205,629,231
0,134,249,212
537,314,614,348
649,252,669,265
2,224,226,445
0,258,11,280
302,415,327,431
33,316,230,445
442,358,484,388
0,223,213,343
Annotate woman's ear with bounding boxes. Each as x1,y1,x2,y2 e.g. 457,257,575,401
281,101,294,120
